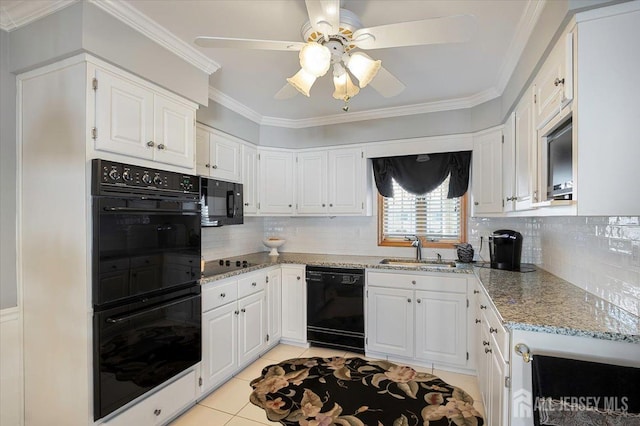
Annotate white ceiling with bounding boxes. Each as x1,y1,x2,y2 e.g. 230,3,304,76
1,0,544,125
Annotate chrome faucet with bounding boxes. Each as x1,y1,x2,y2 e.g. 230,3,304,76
406,235,423,260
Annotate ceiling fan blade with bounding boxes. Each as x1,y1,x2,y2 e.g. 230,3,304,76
352,14,476,50
305,0,341,38
195,36,304,51
274,83,299,100
369,66,406,98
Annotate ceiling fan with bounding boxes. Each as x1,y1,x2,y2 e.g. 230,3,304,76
195,0,475,110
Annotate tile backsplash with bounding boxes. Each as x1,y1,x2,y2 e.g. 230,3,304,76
202,213,639,317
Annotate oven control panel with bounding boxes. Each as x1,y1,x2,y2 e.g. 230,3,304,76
92,159,199,197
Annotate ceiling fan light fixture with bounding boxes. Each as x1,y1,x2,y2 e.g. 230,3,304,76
286,68,317,97
299,42,331,77
332,70,359,101
346,52,381,88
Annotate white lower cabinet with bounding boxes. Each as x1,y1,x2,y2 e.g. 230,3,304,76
366,271,470,370
200,270,268,394
280,265,307,344
103,370,196,426
267,268,282,344
473,281,509,426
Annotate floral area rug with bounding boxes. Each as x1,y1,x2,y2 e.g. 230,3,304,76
249,356,484,426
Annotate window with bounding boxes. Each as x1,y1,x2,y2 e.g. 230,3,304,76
378,176,467,248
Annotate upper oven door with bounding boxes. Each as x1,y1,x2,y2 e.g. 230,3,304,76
93,196,201,307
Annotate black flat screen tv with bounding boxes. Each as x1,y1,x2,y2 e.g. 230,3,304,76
547,118,573,200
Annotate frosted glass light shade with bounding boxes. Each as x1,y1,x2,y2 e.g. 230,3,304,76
286,68,317,97
299,42,331,77
332,72,359,100
346,52,381,88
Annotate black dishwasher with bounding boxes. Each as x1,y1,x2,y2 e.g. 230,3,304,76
306,266,365,353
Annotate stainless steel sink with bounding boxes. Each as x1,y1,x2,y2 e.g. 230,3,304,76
379,258,457,268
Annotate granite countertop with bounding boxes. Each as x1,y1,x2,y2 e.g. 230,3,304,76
474,266,640,344
200,251,640,344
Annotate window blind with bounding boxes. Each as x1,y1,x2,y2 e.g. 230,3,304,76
382,176,461,241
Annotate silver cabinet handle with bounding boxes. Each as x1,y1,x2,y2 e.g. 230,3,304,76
407,298,411,303
241,308,246,313
411,280,416,285
474,201,479,206
252,282,257,287
485,348,492,354
234,310,239,315
205,163,211,168
244,202,249,206
288,204,292,207
490,327,498,334
146,141,155,147
480,305,487,309
297,276,301,280
475,319,481,324
154,409,162,416
322,204,326,207
483,340,490,346
220,293,226,298
212,165,218,169
266,276,269,283
329,203,333,207
157,143,165,150
554,77,565,86
473,290,480,294
416,299,421,303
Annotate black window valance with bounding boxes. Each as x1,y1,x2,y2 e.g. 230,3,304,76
372,151,472,198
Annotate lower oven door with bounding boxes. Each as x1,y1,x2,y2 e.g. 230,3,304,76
93,286,201,420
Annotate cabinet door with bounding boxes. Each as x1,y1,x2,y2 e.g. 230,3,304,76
328,147,363,214
267,269,282,343
472,129,503,214
478,322,492,417
489,348,509,426
153,94,195,168
210,131,241,182
242,144,258,215
534,35,568,129
414,290,467,367
201,303,238,392
195,126,211,176
281,266,306,343
366,286,413,357
502,112,516,213
514,88,537,210
237,291,266,367
94,68,154,160
259,150,295,214
297,151,328,214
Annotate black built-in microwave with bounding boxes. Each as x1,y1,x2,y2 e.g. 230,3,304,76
200,177,243,226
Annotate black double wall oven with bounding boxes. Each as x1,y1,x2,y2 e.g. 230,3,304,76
92,159,202,420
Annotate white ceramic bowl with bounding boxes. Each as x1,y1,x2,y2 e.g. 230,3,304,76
263,238,285,256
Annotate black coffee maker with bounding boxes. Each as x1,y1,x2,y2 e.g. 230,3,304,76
489,229,523,271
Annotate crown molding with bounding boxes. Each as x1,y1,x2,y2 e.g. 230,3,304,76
87,0,220,75
211,86,501,129
0,0,76,32
495,0,546,94
208,86,263,124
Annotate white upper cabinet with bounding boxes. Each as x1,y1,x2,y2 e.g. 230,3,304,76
534,29,574,129
514,87,537,210
328,147,365,214
93,67,196,169
258,148,295,215
574,3,640,216
242,144,259,215
195,124,241,182
295,146,366,216
296,151,328,215
472,128,503,215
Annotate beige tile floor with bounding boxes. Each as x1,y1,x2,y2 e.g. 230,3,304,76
171,344,485,426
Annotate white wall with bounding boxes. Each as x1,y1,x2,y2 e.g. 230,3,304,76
1,29,17,309
0,309,21,426
196,101,260,145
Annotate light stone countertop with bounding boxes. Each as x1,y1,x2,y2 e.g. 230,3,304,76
199,251,639,344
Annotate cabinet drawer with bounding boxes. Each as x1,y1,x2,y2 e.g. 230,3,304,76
367,271,467,293
104,370,196,426
202,279,238,312
238,271,266,299
484,304,508,359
